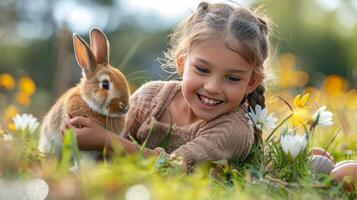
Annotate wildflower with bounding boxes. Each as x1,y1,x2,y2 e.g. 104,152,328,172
24,178,49,200
12,113,40,134
293,93,310,108
15,92,31,106
125,184,151,200
3,105,18,131
312,106,333,126
246,105,277,132
289,107,310,127
18,76,36,96
8,123,17,132
0,73,15,90
3,105,18,122
289,93,311,127
323,75,346,96
280,134,307,160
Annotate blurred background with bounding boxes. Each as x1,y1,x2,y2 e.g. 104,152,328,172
0,0,357,125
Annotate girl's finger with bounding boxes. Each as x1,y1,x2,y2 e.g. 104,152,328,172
70,116,92,127
64,123,70,129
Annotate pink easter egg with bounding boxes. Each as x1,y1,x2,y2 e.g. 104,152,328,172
310,147,335,164
330,161,357,191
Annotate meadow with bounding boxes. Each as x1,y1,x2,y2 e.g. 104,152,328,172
0,52,356,200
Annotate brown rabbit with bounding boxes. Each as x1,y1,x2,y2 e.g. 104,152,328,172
38,28,130,155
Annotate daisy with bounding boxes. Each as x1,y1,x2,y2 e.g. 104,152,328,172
246,105,277,132
312,106,333,126
12,113,40,134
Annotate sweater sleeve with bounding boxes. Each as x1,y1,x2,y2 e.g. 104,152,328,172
123,81,165,140
173,115,254,166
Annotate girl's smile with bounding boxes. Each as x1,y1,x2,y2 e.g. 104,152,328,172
197,93,224,107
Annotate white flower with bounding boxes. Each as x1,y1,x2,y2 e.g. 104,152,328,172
24,178,49,200
3,133,14,141
280,134,307,159
12,113,40,134
125,184,151,200
312,106,333,126
246,105,277,132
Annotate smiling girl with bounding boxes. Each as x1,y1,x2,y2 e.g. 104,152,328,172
65,1,271,169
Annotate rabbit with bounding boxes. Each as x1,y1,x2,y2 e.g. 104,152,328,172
38,27,130,156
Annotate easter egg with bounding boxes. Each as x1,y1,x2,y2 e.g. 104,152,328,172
329,161,357,191
309,155,335,175
310,147,335,164
334,160,357,168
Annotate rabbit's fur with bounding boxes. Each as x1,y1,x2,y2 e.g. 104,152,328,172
38,28,130,155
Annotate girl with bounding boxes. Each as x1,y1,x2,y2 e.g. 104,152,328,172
65,1,270,169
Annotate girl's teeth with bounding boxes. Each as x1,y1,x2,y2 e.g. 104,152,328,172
200,95,220,105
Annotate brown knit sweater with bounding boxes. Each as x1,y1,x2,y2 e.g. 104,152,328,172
123,81,255,166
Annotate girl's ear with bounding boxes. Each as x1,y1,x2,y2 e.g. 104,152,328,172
73,33,97,78
246,73,262,94
176,55,185,74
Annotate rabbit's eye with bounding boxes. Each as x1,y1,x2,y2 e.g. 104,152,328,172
101,80,110,90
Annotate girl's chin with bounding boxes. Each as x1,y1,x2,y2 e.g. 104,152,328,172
192,108,221,121
191,99,223,120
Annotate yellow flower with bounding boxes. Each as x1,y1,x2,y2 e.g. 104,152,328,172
3,105,18,131
0,73,15,90
15,92,31,106
8,123,16,132
18,76,36,96
293,93,310,108
323,75,346,96
289,107,311,127
3,105,18,122
290,93,311,127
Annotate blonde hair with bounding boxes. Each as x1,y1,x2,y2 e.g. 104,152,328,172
162,1,271,108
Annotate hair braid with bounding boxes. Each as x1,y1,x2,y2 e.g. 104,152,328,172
247,84,266,109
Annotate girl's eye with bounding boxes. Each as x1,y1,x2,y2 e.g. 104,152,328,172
226,76,241,82
101,80,110,90
195,66,209,74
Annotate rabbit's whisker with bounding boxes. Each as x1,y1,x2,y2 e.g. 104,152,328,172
126,70,149,79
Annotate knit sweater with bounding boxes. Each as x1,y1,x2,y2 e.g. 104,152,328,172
123,81,255,166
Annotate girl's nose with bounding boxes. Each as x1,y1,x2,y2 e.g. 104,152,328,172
204,79,222,94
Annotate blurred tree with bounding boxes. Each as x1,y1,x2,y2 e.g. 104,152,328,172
1,0,357,116
260,0,357,86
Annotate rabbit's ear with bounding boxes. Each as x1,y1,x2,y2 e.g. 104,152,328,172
73,33,97,78
90,28,109,65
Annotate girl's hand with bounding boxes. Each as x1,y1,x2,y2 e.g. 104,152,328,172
63,115,161,158
63,115,111,151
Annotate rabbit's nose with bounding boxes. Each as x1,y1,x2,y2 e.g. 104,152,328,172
119,102,130,114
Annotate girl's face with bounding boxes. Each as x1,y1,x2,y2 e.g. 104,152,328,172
179,40,260,121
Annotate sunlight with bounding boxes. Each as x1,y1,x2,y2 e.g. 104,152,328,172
122,0,253,20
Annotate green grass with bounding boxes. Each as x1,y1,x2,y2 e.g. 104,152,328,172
0,124,356,200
